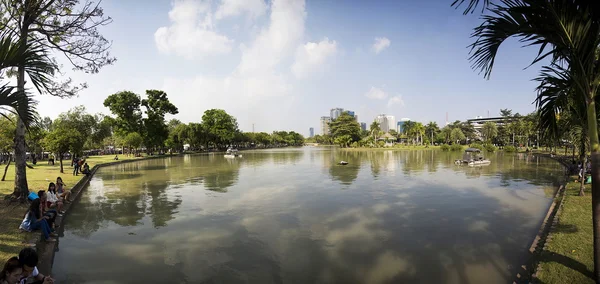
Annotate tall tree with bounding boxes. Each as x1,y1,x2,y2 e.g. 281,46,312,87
201,109,238,149
466,0,600,279
2,0,115,197
103,91,143,136
329,112,361,142
425,122,440,145
141,90,178,152
451,128,466,144
482,122,498,143
369,121,381,141
44,125,83,173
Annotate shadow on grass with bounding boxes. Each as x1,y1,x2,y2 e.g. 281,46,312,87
553,223,579,234
537,251,594,281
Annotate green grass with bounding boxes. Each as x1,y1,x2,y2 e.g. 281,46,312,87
0,154,146,266
535,179,594,283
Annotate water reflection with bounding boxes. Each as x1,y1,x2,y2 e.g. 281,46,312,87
54,148,564,284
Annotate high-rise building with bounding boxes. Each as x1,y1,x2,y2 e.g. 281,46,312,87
360,122,367,131
309,127,314,138
397,118,411,133
330,108,344,120
375,114,396,133
320,116,332,135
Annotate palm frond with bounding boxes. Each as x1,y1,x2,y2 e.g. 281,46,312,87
452,0,490,15
0,84,38,125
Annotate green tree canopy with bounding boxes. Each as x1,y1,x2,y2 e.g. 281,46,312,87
103,91,143,135
329,112,361,142
201,109,239,148
450,128,466,144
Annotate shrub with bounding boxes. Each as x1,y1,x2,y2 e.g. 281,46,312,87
440,144,450,151
483,144,495,152
469,143,483,150
377,141,385,148
484,143,497,153
504,145,516,153
450,144,463,151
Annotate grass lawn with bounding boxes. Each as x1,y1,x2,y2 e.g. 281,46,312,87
535,179,594,283
0,154,145,266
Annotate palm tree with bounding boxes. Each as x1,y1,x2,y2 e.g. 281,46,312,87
414,122,425,145
482,122,498,143
466,0,600,280
0,33,54,125
403,120,416,145
370,121,381,141
425,121,439,145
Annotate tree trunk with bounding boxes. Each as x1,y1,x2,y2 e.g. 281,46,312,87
586,99,600,283
59,154,64,174
580,155,587,197
2,158,11,181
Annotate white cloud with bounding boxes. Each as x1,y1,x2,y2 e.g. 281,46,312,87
365,86,388,100
371,37,391,54
154,0,234,59
215,0,267,19
291,38,337,79
387,95,405,107
160,0,308,131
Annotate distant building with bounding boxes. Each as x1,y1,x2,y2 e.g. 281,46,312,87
360,122,367,131
309,127,314,138
467,116,508,140
320,116,332,135
397,118,411,133
375,114,396,133
330,108,344,120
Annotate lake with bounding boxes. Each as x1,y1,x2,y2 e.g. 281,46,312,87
52,147,563,284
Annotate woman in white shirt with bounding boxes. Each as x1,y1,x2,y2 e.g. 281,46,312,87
46,183,64,214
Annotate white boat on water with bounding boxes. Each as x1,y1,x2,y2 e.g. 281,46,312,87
454,148,491,166
224,148,242,158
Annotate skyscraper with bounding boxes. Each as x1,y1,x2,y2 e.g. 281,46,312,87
375,114,396,133
330,108,344,120
320,116,332,135
360,122,367,131
309,127,314,138
397,118,411,133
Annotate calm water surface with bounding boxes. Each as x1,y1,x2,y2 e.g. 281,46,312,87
53,148,563,284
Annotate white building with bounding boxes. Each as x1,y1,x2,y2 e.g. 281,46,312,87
330,108,344,120
320,116,332,135
375,114,396,133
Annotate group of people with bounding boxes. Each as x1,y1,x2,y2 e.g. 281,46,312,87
19,177,72,242
0,248,54,284
71,157,90,176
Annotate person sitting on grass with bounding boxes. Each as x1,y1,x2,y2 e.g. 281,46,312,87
46,183,65,215
0,257,22,284
56,177,72,203
18,199,57,243
82,162,91,176
18,248,54,284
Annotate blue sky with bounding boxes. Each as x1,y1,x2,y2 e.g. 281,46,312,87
37,0,546,136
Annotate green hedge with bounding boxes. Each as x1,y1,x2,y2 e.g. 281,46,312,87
504,145,516,152
450,144,463,151
440,144,450,151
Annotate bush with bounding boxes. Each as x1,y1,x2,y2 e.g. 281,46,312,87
469,143,483,150
377,141,385,148
450,144,463,151
484,143,497,153
504,145,516,153
440,144,450,151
